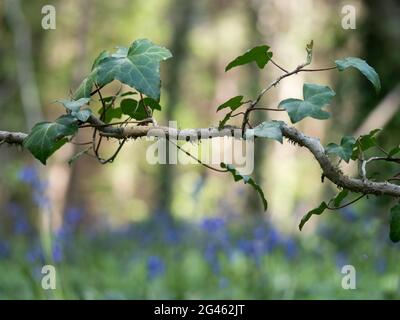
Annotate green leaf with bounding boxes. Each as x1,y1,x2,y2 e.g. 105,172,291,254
333,189,349,207
335,57,381,93
218,112,232,130
74,39,172,101
57,98,91,112
299,201,328,231
23,115,79,165
325,136,356,163
279,83,335,123
388,145,400,157
351,129,381,160
389,203,400,243
120,97,161,120
217,96,244,112
245,120,284,143
221,163,268,211
225,45,273,72
72,108,92,122
99,107,122,124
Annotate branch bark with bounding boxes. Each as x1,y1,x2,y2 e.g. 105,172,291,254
1,118,400,198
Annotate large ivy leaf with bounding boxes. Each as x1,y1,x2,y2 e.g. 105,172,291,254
245,120,284,143
351,129,381,160
217,95,245,112
221,163,268,211
225,45,272,72
299,201,328,231
325,136,356,163
23,115,79,165
388,145,400,158
335,57,381,93
279,83,335,123
74,39,172,101
389,203,400,243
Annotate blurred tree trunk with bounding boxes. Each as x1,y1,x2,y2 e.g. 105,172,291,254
244,1,265,215
155,0,195,216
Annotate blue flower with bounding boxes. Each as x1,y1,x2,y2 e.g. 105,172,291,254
52,242,63,263
147,256,165,279
18,166,38,184
65,207,83,227
0,240,10,259
200,217,225,233
284,238,298,259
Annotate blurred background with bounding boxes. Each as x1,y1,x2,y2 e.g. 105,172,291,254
0,0,400,299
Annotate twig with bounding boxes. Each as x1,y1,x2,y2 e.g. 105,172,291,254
327,193,366,210
270,59,288,73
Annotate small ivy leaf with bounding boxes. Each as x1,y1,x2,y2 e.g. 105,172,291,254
333,189,349,207
72,108,92,122
335,57,381,93
221,163,268,211
389,203,400,243
74,39,172,101
325,136,356,163
351,128,382,160
120,97,161,120
23,115,79,165
245,120,284,143
217,95,244,112
91,50,109,71
57,98,91,112
218,111,233,130
279,83,335,123
99,107,122,124
299,201,328,231
120,91,138,97
388,145,400,157
306,40,313,65
225,45,273,72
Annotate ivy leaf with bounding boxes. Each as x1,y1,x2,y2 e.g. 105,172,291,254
218,112,232,130
217,96,245,112
389,203,400,243
57,98,91,112
225,45,273,72
333,189,349,207
325,136,356,163
299,201,328,231
99,107,122,124
335,57,381,93
23,115,78,165
245,120,284,143
351,129,381,160
72,109,92,122
221,163,268,211
121,97,161,120
74,39,172,101
279,83,335,123
388,145,400,158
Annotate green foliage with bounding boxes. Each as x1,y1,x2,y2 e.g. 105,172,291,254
333,189,349,207
299,201,328,231
74,39,172,101
23,115,79,165
335,57,381,93
325,136,356,163
216,96,245,112
388,146,400,157
220,163,268,211
57,98,92,122
389,203,400,243
245,120,284,143
279,83,335,123
120,98,161,120
351,129,381,160
225,45,272,71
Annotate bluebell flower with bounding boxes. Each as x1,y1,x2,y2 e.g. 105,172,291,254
26,245,45,264
52,242,63,263
13,217,30,235
147,256,165,279
65,207,83,227
0,240,10,259
18,166,38,184
204,243,220,274
284,238,298,259
375,258,387,274
200,217,225,233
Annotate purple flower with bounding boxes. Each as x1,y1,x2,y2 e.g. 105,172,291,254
200,217,225,233
52,242,63,263
147,256,165,279
18,166,38,184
